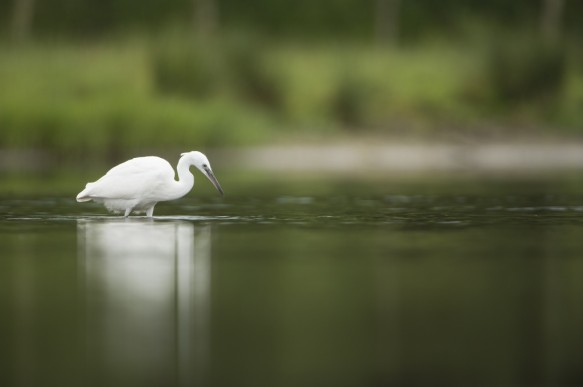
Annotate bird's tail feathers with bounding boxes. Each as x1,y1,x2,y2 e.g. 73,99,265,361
76,183,94,202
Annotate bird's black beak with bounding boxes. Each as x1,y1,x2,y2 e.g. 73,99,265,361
203,166,224,196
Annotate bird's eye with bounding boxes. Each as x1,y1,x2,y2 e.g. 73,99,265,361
202,164,208,168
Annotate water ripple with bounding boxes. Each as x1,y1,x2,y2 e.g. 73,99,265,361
2,194,583,229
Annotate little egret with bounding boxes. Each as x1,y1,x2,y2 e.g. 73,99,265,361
76,151,223,217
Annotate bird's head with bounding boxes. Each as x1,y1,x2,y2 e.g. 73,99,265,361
181,151,224,196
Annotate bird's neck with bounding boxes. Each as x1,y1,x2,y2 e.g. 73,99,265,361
170,158,195,200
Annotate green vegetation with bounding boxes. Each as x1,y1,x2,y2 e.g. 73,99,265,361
2,0,583,163
0,39,275,160
2,32,583,162
2,1,583,163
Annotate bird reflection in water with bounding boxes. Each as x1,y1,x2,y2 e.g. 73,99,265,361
77,220,211,387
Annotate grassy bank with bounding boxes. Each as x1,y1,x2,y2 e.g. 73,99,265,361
1,35,582,162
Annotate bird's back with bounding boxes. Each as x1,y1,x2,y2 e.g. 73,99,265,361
77,156,175,201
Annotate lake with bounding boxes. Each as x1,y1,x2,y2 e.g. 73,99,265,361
1,175,583,387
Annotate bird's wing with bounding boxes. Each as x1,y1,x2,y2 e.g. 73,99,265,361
81,156,175,200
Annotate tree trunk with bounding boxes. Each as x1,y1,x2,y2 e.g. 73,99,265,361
376,0,401,45
541,0,564,44
11,0,35,42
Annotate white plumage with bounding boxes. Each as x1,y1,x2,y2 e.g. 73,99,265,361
76,151,223,217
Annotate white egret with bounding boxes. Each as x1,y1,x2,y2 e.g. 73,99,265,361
76,151,223,217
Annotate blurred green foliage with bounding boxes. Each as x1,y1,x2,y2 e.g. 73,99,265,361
2,35,583,156
3,0,583,41
488,35,566,105
1,1,583,161
0,39,275,161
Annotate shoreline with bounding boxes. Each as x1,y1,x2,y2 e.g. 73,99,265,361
219,142,583,173
3,141,583,174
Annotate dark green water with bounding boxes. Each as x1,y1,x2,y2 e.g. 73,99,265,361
1,179,583,387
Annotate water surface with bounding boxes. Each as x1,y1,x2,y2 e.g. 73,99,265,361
1,180,583,387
